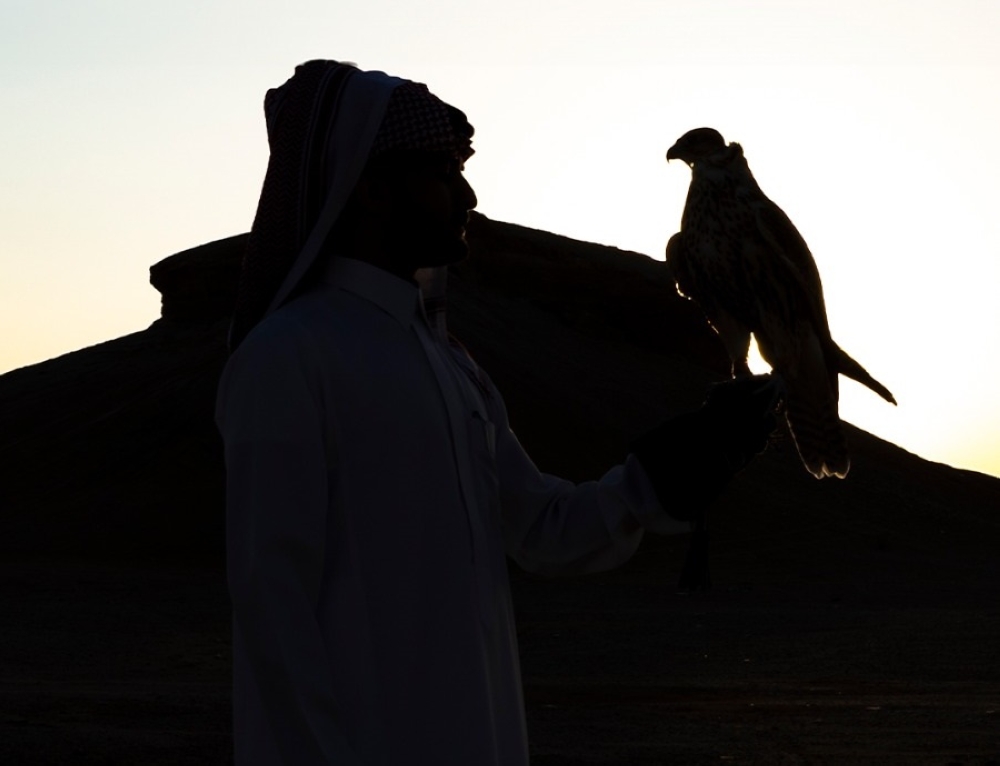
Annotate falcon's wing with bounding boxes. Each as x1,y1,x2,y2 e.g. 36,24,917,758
753,194,896,405
665,231,697,300
752,196,832,340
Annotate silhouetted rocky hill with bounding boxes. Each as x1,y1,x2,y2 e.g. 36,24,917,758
4,213,1000,764
3,212,997,585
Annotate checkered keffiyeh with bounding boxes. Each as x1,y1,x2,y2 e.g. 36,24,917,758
228,62,475,352
371,82,474,162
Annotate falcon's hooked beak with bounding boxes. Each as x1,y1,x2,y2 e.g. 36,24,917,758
665,143,689,167
666,127,727,168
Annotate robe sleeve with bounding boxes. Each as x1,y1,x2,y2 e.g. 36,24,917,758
484,378,690,576
216,320,363,765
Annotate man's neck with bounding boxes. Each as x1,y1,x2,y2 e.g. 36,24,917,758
333,243,418,284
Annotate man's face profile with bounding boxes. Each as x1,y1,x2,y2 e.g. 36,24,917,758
379,150,478,270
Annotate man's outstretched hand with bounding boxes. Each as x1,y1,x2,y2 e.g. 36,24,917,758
631,373,784,522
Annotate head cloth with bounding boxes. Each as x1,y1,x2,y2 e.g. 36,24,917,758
228,60,474,351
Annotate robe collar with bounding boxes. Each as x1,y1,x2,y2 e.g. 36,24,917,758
320,256,425,328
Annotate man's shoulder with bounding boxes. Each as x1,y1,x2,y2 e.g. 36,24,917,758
243,285,342,337
238,303,316,354
216,302,332,422
232,285,378,362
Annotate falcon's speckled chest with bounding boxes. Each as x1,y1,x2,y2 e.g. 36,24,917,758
676,157,763,319
680,166,758,260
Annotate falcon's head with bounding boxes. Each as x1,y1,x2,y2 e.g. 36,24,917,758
666,127,727,167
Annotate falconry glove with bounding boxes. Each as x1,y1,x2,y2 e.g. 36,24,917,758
631,373,784,591
702,373,785,474
632,373,782,518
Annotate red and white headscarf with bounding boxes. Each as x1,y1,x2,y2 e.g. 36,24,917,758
228,60,474,351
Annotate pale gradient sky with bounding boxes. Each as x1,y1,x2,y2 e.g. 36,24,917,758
2,0,999,478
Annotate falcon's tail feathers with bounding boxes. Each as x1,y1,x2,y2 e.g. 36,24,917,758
833,346,897,405
785,394,851,480
784,338,850,479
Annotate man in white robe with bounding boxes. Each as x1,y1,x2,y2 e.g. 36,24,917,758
216,60,780,765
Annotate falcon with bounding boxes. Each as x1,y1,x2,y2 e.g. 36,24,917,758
665,127,896,479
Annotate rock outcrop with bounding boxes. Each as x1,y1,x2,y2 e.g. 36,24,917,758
2,212,999,600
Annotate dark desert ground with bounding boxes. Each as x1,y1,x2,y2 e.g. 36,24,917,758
2,213,999,764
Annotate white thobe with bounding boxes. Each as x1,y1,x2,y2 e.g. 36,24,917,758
216,257,685,765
